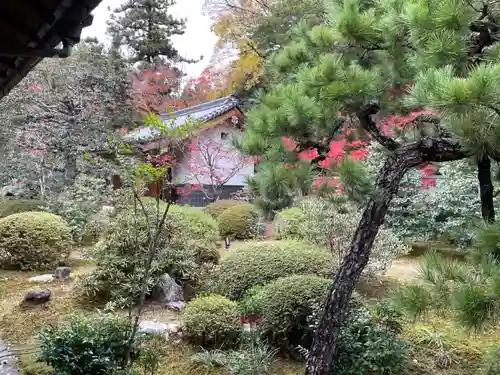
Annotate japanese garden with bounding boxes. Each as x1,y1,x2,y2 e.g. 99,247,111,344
1,0,500,375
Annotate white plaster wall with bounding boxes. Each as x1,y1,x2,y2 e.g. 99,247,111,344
173,124,254,186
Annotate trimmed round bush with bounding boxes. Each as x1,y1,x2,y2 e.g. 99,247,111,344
218,203,262,240
182,294,241,347
168,204,219,243
242,275,331,351
0,212,72,270
0,199,47,218
273,207,304,239
217,240,333,300
203,199,243,218
140,199,219,243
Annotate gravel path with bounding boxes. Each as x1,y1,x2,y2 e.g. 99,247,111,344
385,257,421,281
0,340,19,375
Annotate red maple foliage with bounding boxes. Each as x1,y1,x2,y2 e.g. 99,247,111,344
131,65,184,114
284,107,440,193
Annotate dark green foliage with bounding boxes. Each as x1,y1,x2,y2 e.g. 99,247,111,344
107,0,189,65
217,203,263,240
38,314,136,375
391,284,434,322
328,304,409,375
242,275,331,352
182,294,241,347
0,199,47,218
474,221,500,261
216,240,333,300
245,161,315,218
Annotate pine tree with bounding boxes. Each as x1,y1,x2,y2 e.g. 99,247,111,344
239,0,500,374
107,0,192,65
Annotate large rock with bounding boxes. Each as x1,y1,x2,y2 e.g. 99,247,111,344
138,321,168,335
28,274,54,283
152,274,184,305
138,320,183,342
54,267,71,281
0,179,26,198
22,289,51,306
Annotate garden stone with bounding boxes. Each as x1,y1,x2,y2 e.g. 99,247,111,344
152,274,184,305
139,321,168,335
22,289,51,306
166,301,185,311
28,274,54,282
54,266,71,281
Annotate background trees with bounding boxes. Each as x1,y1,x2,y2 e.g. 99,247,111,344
0,40,130,198
107,0,194,66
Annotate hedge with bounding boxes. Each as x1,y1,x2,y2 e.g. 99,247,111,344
218,203,263,240
241,275,331,352
182,294,241,347
217,240,333,300
0,211,72,270
203,199,244,218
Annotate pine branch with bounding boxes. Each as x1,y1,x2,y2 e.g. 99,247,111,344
416,137,471,163
357,101,400,151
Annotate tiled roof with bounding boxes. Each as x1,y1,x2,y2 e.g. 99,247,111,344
125,95,241,143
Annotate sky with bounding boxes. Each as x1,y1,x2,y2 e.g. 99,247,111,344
81,0,219,79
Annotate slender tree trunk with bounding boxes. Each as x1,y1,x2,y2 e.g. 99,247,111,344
305,150,414,375
478,155,495,223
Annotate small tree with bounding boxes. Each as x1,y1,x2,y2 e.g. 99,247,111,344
184,127,252,202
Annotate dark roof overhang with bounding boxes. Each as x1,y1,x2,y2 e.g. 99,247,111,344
0,0,102,100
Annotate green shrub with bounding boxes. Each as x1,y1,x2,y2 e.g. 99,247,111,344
190,333,277,375
48,175,112,243
273,207,304,239
280,198,409,276
204,199,244,218
217,240,333,300
76,201,217,307
0,212,72,271
191,240,220,265
38,314,137,375
481,346,500,375
243,275,331,352
169,204,219,243
140,199,219,243
0,199,47,218
328,304,409,375
218,203,263,240
182,294,241,347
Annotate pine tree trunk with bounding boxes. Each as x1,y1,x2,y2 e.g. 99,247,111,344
305,136,469,375
305,151,414,375
478,155,495,223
